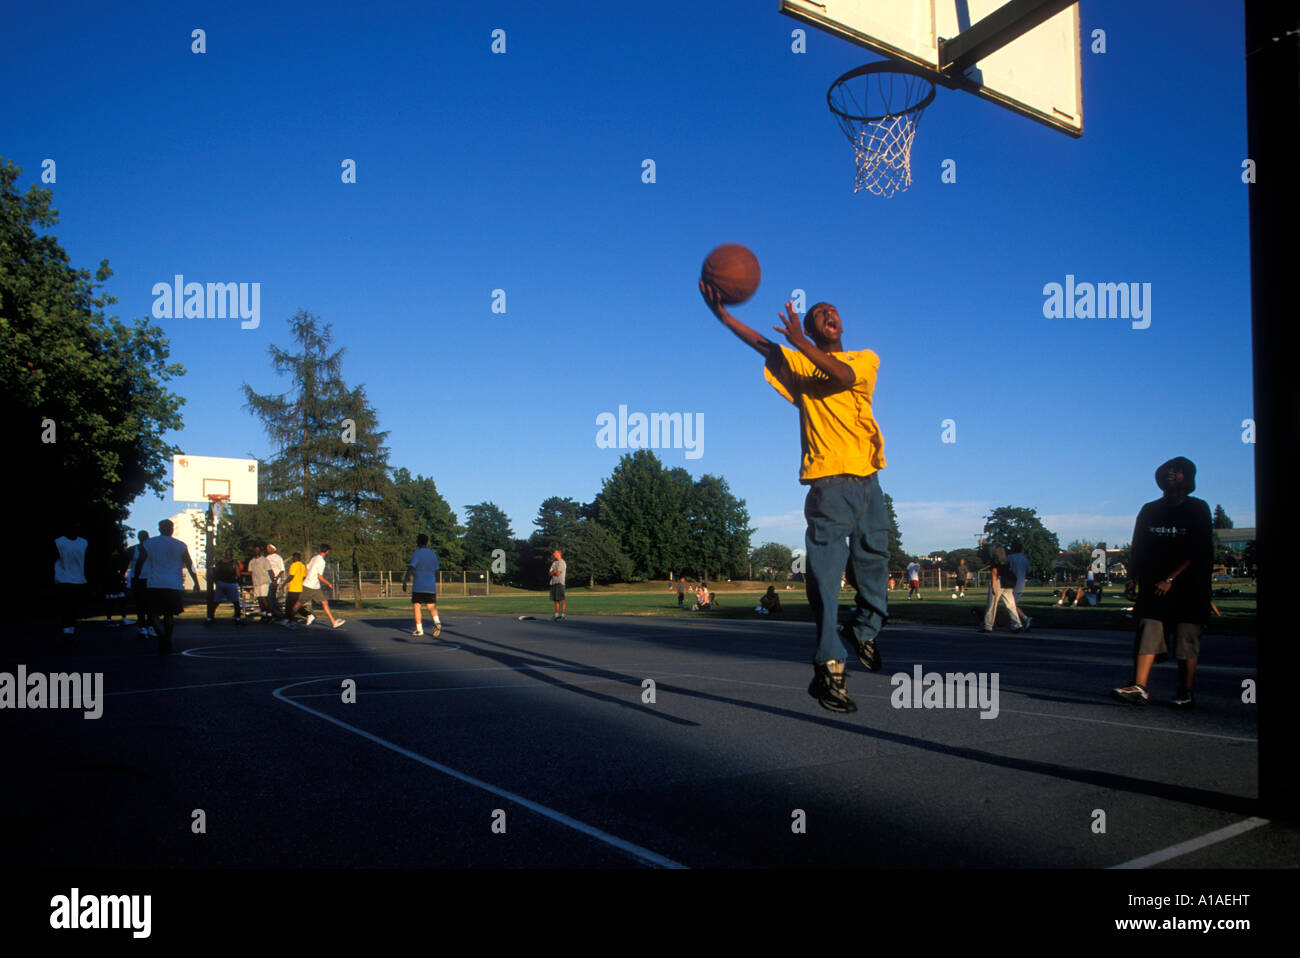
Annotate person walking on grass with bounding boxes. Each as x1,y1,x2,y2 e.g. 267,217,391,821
402,534,442,637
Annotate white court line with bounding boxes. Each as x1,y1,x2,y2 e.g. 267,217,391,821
272,677,687,869
282,669,725,700
1108,818,1271,869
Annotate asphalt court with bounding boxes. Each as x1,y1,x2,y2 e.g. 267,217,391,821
2,611,1291,870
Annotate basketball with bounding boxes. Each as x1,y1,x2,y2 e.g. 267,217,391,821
701,243,761,305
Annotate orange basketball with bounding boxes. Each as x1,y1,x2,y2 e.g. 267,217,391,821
701,243,761,305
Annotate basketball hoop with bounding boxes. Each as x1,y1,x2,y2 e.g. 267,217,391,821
827,62,936,198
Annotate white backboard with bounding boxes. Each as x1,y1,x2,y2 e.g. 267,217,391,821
173,455,259,504
781,0,1083,136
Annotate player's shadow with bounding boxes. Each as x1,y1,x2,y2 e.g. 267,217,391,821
450,625,1257,817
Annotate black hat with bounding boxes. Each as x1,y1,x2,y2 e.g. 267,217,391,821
1155,456,1196,494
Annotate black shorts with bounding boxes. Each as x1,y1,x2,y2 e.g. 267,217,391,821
411,591,437,604
550,584,566,602
147,588,185,616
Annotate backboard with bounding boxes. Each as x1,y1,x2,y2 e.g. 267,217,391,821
172,455,259,505
780,0,1083,136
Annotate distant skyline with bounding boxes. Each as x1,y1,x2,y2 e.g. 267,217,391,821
2,0,1256,560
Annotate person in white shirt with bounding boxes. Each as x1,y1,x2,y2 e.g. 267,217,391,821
906,560,922,599
300,545,343,629
134,518,200,652
248,546,272,622
265,544,286,620
401,534,442,637
53,528,89,641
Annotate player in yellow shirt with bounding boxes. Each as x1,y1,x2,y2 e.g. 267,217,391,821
280,552,308,629
702,283,889,713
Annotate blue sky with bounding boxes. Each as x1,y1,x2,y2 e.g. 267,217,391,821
3,0,1256,557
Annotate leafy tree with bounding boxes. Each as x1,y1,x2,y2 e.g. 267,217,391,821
568,520,634,586
463,502,513,570
1212,505,1234,529
683,475,752,581
591,450,690,580
1,159,186,588
751,541,794,581
532,496,582,553
388,468,465,569
982,506,1060,578
884,493,908,572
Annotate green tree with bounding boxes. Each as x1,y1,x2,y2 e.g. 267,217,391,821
751,542,794,581
338,385,392,607
242,312,357,556
1,159,186,581
982,506,1060,578
463,502,513,570
884,493,908,572
1212,505,1234,529
683,475,752,581
388,468,465,569
568,520,634,586
591,450,690,580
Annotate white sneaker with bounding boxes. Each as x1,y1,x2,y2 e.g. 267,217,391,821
305,614,316,626
411,627,424,636
332,619,345,629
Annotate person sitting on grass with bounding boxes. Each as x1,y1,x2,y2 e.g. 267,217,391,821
757,585,783,615
693,582,711,610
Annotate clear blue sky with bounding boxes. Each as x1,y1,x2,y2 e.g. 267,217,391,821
3,0,1256,557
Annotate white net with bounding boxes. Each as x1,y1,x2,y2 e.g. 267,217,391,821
851,114,921,197
828,64,934,199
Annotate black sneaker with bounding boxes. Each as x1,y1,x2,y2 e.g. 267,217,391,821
808,662,857,713
841,625,881,672
1170,689,1194,708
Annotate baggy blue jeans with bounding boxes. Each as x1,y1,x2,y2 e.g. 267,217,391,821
803,473,890,666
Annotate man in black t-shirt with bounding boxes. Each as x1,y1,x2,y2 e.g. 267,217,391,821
207,549,245,624
1112,457,1212,708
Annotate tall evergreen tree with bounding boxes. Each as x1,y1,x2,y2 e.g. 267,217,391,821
883,493,908,571
1212,504,1234,529
242,311,356,555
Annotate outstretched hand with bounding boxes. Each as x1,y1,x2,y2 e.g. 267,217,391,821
773,302,810,349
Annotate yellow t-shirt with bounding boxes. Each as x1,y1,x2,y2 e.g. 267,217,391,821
764,346,887,482
287,561,306,592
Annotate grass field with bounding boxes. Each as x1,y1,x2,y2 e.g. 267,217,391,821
182,580,1258,636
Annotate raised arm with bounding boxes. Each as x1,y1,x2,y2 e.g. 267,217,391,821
700,280,780,359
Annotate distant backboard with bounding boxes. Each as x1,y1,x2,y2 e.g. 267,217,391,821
781,0,1083,136
173,455,259,505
